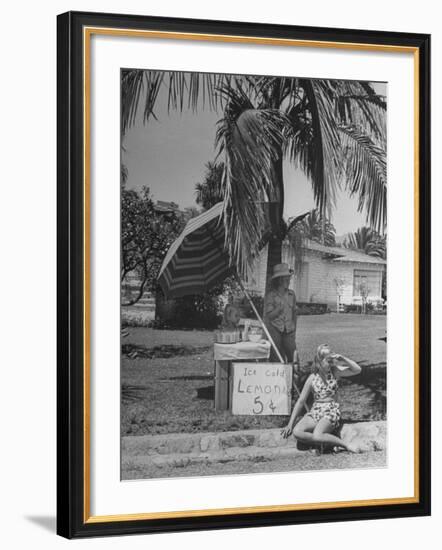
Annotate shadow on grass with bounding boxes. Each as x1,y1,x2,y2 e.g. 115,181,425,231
340,362,386,421
196,385,215,400
164,375,213,381
122,343,211,359
121,357,386,435
122,384,148,403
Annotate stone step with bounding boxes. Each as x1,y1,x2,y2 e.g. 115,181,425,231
123,444,308,470
122,422,386,459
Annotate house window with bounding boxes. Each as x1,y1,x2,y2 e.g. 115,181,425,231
353,269,381,297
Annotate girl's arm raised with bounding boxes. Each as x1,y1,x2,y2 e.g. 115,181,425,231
281,374,313,438
333,354,362,377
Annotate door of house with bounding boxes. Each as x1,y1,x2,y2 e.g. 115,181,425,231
295,262,309,302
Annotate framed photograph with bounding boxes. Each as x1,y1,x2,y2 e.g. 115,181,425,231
57,11,431,538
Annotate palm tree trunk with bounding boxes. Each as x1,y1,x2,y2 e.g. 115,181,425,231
265,153,284,290
266,237,283,287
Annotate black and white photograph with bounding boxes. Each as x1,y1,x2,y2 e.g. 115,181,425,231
0,0,435,544
120,70,387,481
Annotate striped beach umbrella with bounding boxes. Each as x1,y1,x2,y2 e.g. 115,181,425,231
157,202,304,384
158,202,232,298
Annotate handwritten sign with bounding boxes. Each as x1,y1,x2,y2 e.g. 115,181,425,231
231,362,292,415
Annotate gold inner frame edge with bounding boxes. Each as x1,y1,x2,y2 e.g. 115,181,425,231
82,26,421,524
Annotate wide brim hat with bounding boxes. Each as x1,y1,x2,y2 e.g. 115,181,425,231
271,263,294,280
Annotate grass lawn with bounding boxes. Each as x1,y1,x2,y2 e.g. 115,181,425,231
121,314,386,436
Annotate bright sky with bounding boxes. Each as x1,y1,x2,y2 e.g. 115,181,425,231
122,77,386,236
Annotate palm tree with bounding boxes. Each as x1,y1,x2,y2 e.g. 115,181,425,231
288,208,336,246
195,161,224,211
122,71,386,286
343,226,386,259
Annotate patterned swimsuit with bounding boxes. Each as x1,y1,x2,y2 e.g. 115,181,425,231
307,371,341,428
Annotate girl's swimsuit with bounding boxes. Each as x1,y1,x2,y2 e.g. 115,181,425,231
307,371,341,428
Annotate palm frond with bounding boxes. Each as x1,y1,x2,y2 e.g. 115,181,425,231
122,70,233,133
339,125,387,232
358,82,387,109
335,81,386,144
343,226,386,258
122,71,388,273
285,80,386,232
215,87,288,275
288,79,343,217
121,70,145,134
288,209,336,246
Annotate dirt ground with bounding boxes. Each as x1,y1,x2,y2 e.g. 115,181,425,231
122,449,387,480
121,314,387,436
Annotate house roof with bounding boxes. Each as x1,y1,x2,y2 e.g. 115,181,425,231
303,239,386,265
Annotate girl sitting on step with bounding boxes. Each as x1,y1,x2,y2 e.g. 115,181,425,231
281,344,362,453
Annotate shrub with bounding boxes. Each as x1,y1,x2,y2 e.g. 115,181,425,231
343,304,361,313
342,302,386,315
237,292,264,318
121,312,153,327
296,302,328,315
173,294,223,329
156,291,223,330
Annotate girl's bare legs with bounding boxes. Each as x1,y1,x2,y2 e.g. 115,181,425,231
312,418,358,452
292,415,317,443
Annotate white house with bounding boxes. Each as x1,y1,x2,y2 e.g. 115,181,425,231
244,239,386,311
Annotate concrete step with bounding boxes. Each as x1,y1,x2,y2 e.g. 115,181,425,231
122,422,386,464
123,444,308,469
123,427,296,457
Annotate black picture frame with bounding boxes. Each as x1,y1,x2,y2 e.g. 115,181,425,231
57,10,431,539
